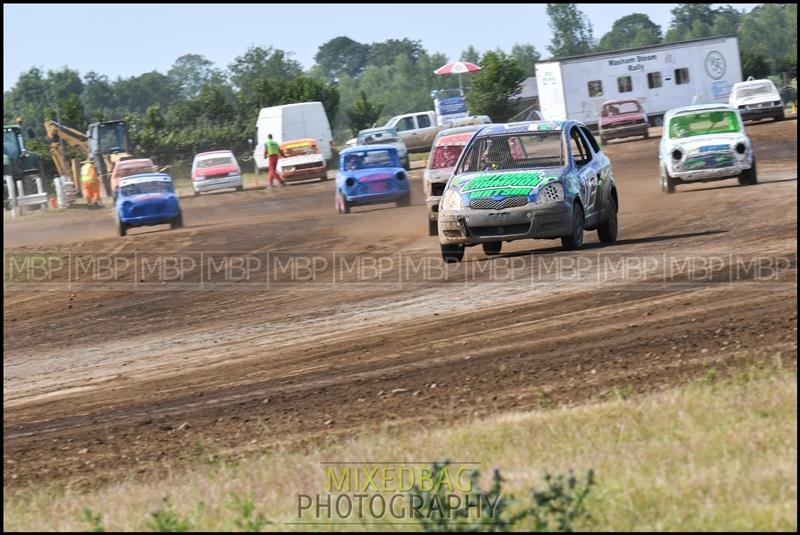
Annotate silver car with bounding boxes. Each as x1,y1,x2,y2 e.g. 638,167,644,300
438,120,619,263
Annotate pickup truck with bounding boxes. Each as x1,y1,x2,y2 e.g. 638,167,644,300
383,111,442,153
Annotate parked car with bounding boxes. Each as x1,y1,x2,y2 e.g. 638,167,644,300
115,173,182,236
253,102,333,172
383,111,441,152
335,145,410,214
111,158,158,199
598,98,649,145
729,78,785,122
437,120,619,262
277,138,328,183
352,127,410,170
191,150,243,195
424,125,485,235
659,104,755,194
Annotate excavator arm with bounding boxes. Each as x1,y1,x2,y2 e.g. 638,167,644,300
44,119,90,186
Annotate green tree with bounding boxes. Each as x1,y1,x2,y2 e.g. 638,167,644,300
740,46,771,80
346,90,384,135
314,36,370,81
710,5,741,36
281,76,340,124
228,46,303,90
597,13,661,51
511,43,541,77
546,4,595,57
460,45,481,64
167,54,218,98
465,51,525,122
113,71,178,115
664,4,715,42
367,38,424,66
738,4,797,78
81,71,115,120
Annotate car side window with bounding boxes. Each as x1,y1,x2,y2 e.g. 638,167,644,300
417,114,432,128
569,127,592,168
396,117,416,132
579,126,600,153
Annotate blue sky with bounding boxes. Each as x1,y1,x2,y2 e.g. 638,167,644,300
4,3,760,91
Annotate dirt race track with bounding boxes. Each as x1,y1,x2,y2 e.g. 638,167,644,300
3,120,798,491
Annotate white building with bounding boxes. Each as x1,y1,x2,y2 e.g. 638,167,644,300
535,35,743,127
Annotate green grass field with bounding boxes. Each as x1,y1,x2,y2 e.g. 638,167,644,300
4,362,795,532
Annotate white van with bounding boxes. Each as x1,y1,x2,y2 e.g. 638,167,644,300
253,102,333,172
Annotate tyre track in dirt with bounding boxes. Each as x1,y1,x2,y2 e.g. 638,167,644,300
3,119,797,490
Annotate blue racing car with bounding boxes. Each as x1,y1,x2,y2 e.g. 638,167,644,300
115,173,183,236
335,145,411,214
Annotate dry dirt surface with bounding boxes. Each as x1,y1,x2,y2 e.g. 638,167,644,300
4,119,797,491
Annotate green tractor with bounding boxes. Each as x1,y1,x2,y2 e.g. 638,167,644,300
3,124,46,210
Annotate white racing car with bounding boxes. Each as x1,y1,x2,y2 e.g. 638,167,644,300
659,104,756,193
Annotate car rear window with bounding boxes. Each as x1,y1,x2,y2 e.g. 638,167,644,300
735,84,775,98
120,180,173,196
457,132,565,173
343,150,396,170
604,101,641,115
197,156,234,168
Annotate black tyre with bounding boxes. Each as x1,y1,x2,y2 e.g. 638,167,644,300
428,219,438,236
193,190,199,196
403,156,411,170
117,217,127,237
171,212,184,229
441,243,465,263
236,185,244,192
600,136,607,146
561,202,584,251
643,130,650,140
320,172,328,182
336,190,350,214
482,241,502,256
597,196,618,243
661,166,676,194
738,157,757,186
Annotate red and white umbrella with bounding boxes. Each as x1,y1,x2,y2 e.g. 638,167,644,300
433,61,481,75
434,61,481,91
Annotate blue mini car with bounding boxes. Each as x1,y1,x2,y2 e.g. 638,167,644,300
115,173,183,236
335,145,411,214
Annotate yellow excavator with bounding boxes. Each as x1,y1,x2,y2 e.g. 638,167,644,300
44,119,88,190
44,119,135,197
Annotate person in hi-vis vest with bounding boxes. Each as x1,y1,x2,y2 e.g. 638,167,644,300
80,160,102,207
263,134,287,188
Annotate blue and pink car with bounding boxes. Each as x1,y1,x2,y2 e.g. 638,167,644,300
335,145,410,214
115,173,183,236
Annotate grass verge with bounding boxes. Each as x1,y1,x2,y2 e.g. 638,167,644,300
3,363,796,531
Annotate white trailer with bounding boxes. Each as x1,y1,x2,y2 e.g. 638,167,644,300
535,35,742,128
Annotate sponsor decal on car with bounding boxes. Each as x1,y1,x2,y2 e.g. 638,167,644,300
462,171,545,199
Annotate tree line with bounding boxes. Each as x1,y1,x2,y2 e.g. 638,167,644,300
3,3,796,170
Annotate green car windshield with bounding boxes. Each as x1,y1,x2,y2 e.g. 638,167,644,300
668,110,741,139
